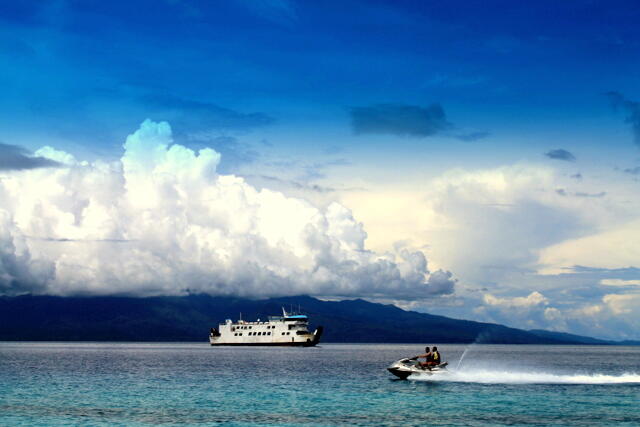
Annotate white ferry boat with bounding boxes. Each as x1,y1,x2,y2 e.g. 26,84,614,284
209,308,323,347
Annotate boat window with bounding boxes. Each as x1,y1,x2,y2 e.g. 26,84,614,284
281,332,285,335
267,332,271,335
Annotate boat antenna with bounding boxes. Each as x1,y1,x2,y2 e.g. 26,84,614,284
239,312,242,322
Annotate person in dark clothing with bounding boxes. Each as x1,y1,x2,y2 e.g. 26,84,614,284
429,346,441,366
410,346,433,368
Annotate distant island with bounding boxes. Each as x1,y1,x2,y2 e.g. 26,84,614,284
0,294,637,345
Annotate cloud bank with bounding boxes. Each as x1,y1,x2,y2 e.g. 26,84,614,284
0,120,454,299
545,149,575,162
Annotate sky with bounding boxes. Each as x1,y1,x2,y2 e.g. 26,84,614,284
1,0,640,340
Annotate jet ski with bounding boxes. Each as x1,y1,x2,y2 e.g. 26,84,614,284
387,358,449,380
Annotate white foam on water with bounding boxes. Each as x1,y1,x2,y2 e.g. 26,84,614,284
411,369,640,384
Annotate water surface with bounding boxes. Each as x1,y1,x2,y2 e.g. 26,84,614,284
1,343,638,426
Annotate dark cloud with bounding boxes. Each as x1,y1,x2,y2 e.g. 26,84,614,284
570,173,583,180
606,91,640,147
623,166,640,175
455,131,490,142
140,94,275,132
425,269,456,295
556,188,605,198
545,149,576,162
0,143,61,171
350,103,451,137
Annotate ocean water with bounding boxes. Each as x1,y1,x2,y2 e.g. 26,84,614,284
1,343,639,426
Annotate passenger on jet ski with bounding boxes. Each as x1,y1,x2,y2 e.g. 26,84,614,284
410,346,443,368
430,346,441,366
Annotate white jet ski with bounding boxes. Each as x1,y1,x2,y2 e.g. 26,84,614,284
387,358,449,380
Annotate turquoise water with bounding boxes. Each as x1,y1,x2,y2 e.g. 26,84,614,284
1,343,639,426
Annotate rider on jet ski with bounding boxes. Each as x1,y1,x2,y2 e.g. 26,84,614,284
410,346,442,368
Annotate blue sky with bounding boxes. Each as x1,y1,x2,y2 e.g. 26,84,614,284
3,0,640,157
1,0,640,339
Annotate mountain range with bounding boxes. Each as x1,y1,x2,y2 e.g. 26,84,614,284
0,294,637,345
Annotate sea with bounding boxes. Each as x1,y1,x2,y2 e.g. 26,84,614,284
0,343,639,426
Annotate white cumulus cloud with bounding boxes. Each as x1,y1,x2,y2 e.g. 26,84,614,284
483,291,548,308
0,120,455,299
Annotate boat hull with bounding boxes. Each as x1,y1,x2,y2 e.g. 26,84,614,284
210,326,323,347
387,359,448,380
387,367,412,380
210,341,319,347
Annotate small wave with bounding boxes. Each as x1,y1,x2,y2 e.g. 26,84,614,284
411,369,640,385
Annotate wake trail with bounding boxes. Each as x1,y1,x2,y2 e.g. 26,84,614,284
411,369,640,384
